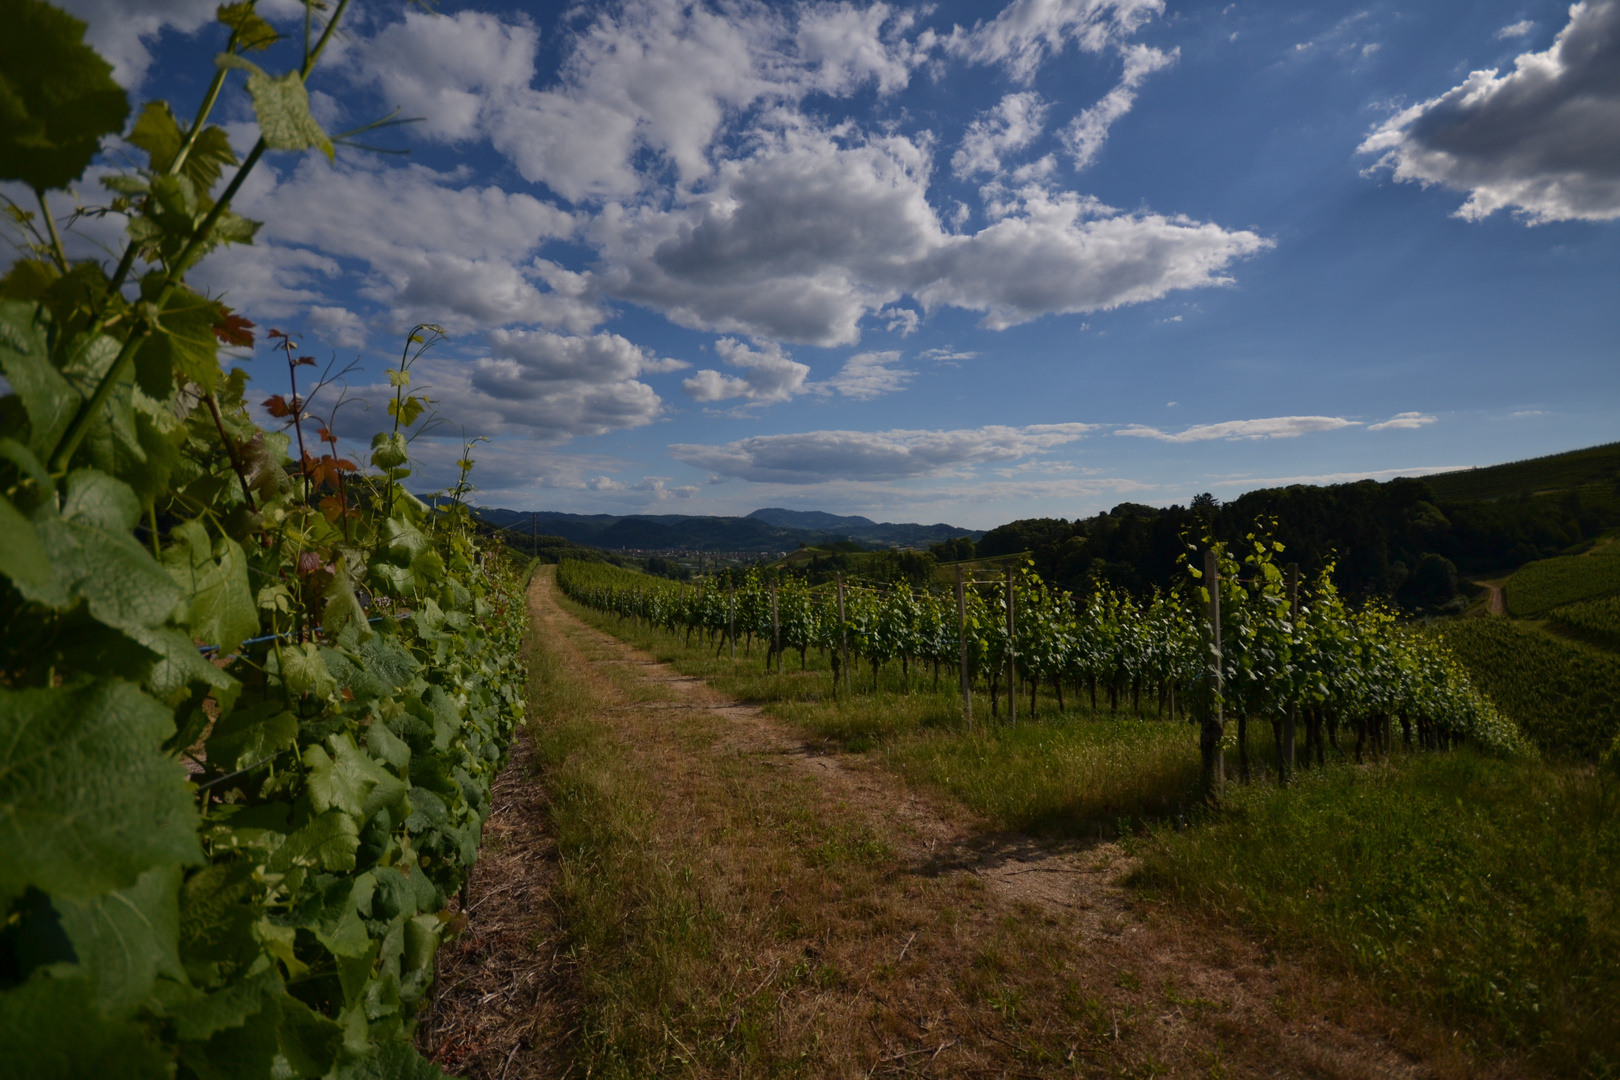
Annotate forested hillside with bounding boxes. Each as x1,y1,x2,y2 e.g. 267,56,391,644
957,444,1620,606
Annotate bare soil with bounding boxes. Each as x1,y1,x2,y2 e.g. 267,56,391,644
423,569,1520,1080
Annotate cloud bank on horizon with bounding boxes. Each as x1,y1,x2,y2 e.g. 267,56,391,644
17,0,1620,525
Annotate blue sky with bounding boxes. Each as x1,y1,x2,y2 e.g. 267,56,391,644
25,0,1620,527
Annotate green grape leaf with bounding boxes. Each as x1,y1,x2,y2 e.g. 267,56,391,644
129,623,235,699
163,521,257,656
0,299,79,457
271,641,336,699
176,992,281,1080
53,863,186,1019
320,559,371,644
216,56,332,161
0,0,130,192
181,124,238,194
205,700,297,773
29,478,184,629
61,465,139,531
268,809,358,874
274,992,345,1079
217,2,281,52
0,971,170,1080
136,287,223,395
158,965,279,1042
303,733,395,820
0,679,203,906
128,100,183,173
0,492,53,596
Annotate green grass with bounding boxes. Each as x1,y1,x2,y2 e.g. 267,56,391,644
1129,752,1620,1076
1436,619,1620,760
1504,552,1620,616
563,598,1213,835
1425,441,1620,502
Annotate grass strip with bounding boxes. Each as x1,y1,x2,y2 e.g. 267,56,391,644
1130,752,1620,1076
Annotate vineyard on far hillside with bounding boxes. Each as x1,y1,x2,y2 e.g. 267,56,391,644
557,539,1532,787
1504,547,1620,616
1438,618,1620,760
1548,592,1620,651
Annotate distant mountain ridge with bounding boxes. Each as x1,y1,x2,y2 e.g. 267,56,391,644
472,506,981,552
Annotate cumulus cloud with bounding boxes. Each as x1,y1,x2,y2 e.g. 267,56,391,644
944,0,1166,82
1366,411,1437,431
824,351,913,399
1496,20,1536,39
356,329,678,444
633,476,700,499
669,423,1095,483
56,0,216,86
1359,0,1620,222
1060,44,1178,169
953,92,1049,178
306,306,369,350
601,127,1270,345
1114,416,1360,441
192,159,593,332
682,338,811,404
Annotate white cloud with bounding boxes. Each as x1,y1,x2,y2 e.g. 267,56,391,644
824,351,913,399
1366,411,1437,431
682,338,811,404
633,476,700,499
601,126,1270,345
944,0,1166,82
794,2,933,96
56,0,216,87
1115,415,1360,441
883,306,921,334
192,159,593,333
352,10,540,143
356,329,676,445
1359,0,1620,222
669,422,1095,483
1496,20,1535,39
306,306,369,350
1060,44,1178,170
953,92,1049,178
919,347,978,362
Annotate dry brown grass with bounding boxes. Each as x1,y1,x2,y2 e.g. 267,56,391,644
421,569,1524,1080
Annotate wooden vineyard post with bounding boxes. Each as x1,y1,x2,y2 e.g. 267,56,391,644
1006,566,1017,726
956,565,971,727
1200,548,1225,801
728,582,735,662
1282,562,1299,787
837,573,849,694
771,582,781,675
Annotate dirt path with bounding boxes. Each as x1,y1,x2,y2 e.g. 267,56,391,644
427,569,1496,1079
1484,582,1506,615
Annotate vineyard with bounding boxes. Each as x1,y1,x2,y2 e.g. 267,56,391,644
1,4,525,1077
1503,546,1620,616
1549,591,1620,650
1438,618,1620,761
556,536,1531,784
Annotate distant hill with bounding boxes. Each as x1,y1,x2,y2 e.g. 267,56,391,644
1426,441,1620,502
472,507,980,552
748,507,877,530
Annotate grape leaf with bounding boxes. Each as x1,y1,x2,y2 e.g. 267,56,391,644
0,299,78,457
0,971,170,1080
205,700,297,773
164,520,257,657
0,679,203,905
52,863,186,1019
216,56,333,161
0,492,53,596
0,0,130,193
